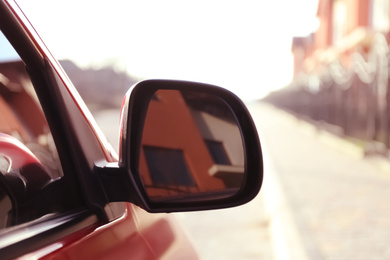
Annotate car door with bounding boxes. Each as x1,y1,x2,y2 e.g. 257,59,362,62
0,1,198,259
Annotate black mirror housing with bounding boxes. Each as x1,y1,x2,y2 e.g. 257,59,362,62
99,79,263,213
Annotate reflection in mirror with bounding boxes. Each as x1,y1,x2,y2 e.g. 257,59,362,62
138,89,245,203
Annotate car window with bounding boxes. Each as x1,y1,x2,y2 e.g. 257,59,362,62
0,31,64,230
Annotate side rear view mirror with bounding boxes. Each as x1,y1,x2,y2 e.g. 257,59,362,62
97,80,263,213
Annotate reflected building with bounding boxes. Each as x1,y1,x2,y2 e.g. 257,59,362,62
0,61,48,143
139,89,244,199
292,0,390,76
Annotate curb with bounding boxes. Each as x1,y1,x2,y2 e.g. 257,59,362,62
260,147,310,260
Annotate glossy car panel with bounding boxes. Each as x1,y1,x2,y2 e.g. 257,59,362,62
34,204,198,260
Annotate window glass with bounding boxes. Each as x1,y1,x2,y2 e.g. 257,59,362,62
0,32,19,63
0,31,64,230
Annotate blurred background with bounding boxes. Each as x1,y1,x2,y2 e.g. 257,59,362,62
17,0,320,102
15,0,390,259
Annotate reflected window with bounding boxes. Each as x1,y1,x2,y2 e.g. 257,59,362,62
143,146,196,187
205,140,231,165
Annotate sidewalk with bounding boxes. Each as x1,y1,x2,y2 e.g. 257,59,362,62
249,102,390,260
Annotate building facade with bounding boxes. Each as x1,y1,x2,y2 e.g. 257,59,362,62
292,0,390,76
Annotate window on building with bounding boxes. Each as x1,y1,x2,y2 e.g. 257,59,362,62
205,140,231,165
143,146,196,187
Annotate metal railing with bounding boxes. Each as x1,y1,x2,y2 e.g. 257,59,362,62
266,34,390,150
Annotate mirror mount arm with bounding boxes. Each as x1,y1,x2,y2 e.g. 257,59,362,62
94,162,144,207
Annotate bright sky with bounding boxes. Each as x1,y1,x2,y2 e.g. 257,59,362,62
17,0,319,100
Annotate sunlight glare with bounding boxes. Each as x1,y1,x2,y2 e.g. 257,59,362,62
17,0,318,100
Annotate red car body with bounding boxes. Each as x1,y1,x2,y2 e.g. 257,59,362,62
25,205,198,259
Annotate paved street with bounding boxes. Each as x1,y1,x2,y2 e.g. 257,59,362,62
175,193,273,260
251,102,390,260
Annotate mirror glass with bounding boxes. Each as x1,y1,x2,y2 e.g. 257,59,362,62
138,89,245,203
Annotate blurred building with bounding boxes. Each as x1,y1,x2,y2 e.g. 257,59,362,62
292,0,390,75
268,0,390,149
139,90,245,199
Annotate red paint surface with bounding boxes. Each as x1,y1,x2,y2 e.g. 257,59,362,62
37,204,198,260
